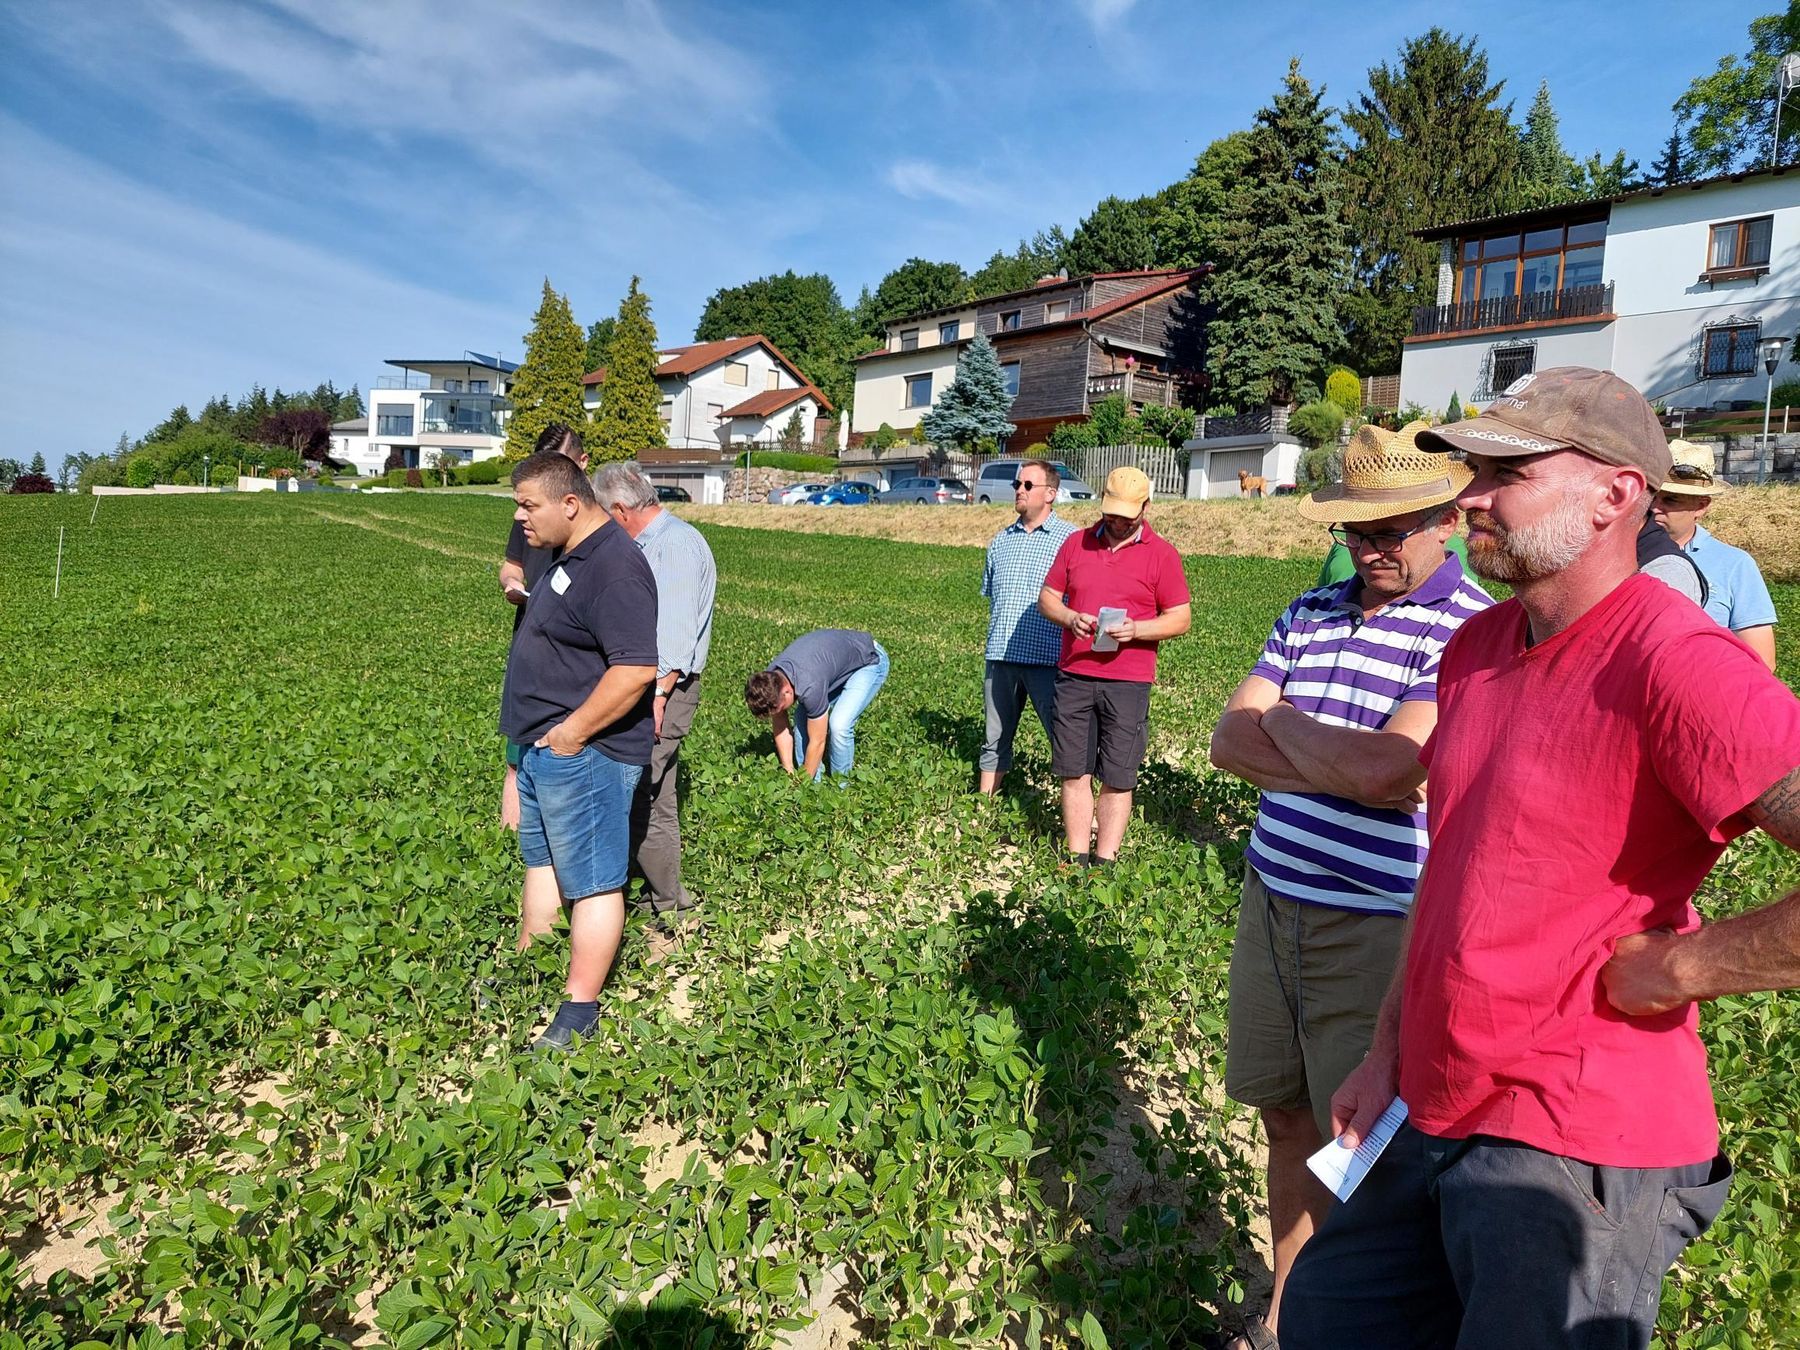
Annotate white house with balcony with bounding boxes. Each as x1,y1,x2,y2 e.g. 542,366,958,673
364,351,518,473
582,335,832,452
1399,167,1800,421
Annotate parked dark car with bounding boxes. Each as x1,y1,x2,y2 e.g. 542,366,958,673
877,476,973,505
655,484,692,503
805,481,879,506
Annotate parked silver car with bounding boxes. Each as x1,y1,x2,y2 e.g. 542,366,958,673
877,476,973,505
768,481,831,505
974,459,1094,504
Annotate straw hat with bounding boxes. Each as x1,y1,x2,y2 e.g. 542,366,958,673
1659,439,1729,497
1297,420,1474,523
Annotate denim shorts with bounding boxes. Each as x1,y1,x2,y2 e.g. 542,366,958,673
516,744,644,900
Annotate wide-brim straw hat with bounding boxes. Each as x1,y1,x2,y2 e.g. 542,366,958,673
1659,438,1730,497
1297,420,1474,523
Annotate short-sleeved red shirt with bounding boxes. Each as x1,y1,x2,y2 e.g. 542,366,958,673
1042,521,1191,683
1402,573,1800,1167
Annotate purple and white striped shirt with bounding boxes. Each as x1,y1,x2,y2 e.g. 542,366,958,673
1245,555,1493,915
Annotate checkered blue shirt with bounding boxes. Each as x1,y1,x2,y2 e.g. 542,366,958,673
982,515,1078,665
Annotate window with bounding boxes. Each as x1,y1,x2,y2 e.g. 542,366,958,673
723,361,748,386
444,379,462,392
900,328,919,351
1453,217,1608,305
939,320,960,344
1702,322,1760,377
766,369,780,390
1490,343,1536,391
905,373,932,408
1044,300,1069,322
1705,216,1773,275
707,401,726,422
469,379,489,393
999,310,1022,330
375,409,413,436
1001,362,1021,399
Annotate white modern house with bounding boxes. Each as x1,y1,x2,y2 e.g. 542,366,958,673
1400,167,1800,417
364,352,518,473
582,335,832,452
329,417,369,471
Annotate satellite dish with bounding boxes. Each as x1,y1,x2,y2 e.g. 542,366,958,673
1782,53,1800,93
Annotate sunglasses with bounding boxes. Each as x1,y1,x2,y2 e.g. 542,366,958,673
1667,463,1714,484
1012,479,1046,490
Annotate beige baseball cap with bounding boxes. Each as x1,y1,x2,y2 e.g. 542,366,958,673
1416,366,1672,486
1101,466,1152,516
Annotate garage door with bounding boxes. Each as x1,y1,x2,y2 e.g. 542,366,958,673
1206,448,1266,497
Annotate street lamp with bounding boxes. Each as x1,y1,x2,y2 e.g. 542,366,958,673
1760,335,1786,486
202,454,210,488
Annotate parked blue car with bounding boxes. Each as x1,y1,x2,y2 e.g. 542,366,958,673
805,481,879,506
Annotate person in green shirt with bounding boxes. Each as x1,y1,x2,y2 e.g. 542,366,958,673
1315,422,1467,587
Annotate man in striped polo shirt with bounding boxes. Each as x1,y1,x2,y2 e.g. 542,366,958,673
979,459,1077,794
1209,423,1492,1348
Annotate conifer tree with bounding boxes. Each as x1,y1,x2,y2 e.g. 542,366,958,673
1205,60,1350,413
504,279,590,459
920,333,1016,452
1650,128,1687,185
1517,82,1575,202
589,277,666,464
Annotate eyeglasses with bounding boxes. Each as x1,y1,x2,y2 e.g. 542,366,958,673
1328,521,1438,553
1668,463,1714,484
1012,479,1046,490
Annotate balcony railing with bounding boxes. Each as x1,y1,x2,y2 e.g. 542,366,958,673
1088,368,1176,407
421,415,504,436
1411,282,1614,338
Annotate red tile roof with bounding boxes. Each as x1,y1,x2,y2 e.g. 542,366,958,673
580,333,833,411
718,385,819,419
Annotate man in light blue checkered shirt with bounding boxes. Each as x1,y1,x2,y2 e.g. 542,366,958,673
979,459,1077,793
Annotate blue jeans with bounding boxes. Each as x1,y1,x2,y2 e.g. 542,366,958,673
792,643,889,779
516,744,644,899
1281,1123,1731,1350
979,660,1057,773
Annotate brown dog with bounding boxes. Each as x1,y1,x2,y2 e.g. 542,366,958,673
1238,468,1268,498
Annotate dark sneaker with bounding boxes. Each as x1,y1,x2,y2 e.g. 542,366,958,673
531,1001,600,1052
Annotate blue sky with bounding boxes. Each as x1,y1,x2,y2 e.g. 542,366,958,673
0,0,1767,472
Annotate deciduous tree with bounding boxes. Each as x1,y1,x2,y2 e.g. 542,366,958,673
258,408,332,461
1063,195,1160,275
504,279,591,460
863,258,969,332
967,228,1071,297
1206,60,1350,413
1674,4,1800,175
695,271,866,412
1153,133,1255,269
589,277,666,463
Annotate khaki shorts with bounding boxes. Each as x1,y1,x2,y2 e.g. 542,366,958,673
1225,868,1406,1143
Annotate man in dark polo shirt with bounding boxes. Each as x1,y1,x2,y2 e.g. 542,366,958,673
1037,467,1191,866
498,423,589,829
500,450,658,1051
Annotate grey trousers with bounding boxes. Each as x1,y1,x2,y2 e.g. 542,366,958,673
628,674,700,913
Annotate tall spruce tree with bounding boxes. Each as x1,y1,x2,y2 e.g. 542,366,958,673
920,333,1016,451
589,277,666,463
504,279,590,460
1340,29,1521,373
1204,60,1350,414
1650,128,1687,185
1517,82,1575,203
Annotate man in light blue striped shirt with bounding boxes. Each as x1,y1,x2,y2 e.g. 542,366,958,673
979,460,1077,794
1208,423,1492,1346
595,463,717,920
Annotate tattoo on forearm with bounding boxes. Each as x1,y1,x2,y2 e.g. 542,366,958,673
1746,765,1800,850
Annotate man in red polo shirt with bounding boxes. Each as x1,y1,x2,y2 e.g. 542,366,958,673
1280,367,1800,1348
1037,467,1191,866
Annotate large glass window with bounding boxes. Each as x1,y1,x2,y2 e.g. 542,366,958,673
1454,217,1608,305
900,328,919,351
939,320,960,344
905,373,932,408
1001,362,1021,399
375,409,414,436
999,310,1022,331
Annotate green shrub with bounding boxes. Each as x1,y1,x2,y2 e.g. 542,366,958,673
1325,368,1362,419
315,474,334,488
386,468,409,489
869,423,900,451
1048,418,1098,454
1288,399,1346,450
1087,394,1140,446
463,459,502,486
731,450,838,472
1299,446,1339,491
1772,379,1800,408
404,468,425,489
125,456,157,488
1140,404,1196,449
170,468,194,486
1446,391,1463,422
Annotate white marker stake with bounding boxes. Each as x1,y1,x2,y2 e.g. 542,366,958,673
54,526,65,598
89,494,100,525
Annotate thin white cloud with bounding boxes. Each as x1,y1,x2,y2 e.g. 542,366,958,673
1075,0,1138,31
886,160,1006,211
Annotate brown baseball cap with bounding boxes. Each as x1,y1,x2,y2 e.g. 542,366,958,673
1415,366,1672,485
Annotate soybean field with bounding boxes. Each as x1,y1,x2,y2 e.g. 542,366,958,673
1,492,1795,1349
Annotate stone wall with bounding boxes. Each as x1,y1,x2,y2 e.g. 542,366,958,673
723,466,841,503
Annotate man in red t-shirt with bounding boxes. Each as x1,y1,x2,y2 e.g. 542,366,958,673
1037,467,1191,866
1281,367,1800,1349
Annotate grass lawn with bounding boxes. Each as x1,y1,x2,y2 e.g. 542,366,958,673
1,492,1795,1348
